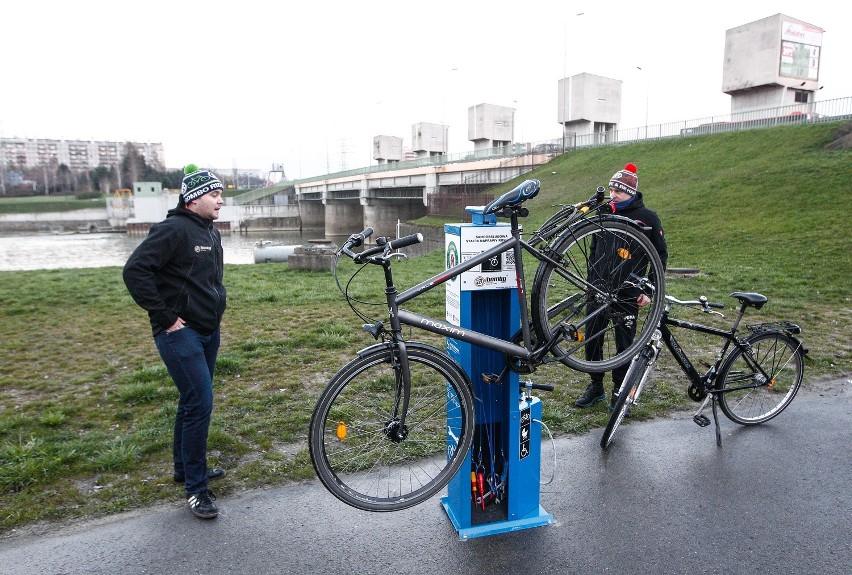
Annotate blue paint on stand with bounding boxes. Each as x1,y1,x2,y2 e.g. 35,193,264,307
441,216,554,540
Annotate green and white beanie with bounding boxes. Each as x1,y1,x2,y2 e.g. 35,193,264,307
180,164,223,204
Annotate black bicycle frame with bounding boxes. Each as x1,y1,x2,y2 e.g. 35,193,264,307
658,312,769,394
370,207,650,433
390,211,597,365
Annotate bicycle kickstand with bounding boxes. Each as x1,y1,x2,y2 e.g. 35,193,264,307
711,395,722,447
692,394,723,447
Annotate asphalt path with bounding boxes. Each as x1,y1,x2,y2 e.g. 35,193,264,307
2,378,849,575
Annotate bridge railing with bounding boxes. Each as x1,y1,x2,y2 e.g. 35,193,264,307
230,96,851,205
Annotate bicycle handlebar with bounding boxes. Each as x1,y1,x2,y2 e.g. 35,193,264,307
665,295,725,312
522,380,555,392
339,230,424,263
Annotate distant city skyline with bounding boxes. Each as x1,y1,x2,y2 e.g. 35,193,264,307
1,1,849,178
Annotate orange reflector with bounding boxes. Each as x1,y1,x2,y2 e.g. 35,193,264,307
336,421,347,441
617,248,631,260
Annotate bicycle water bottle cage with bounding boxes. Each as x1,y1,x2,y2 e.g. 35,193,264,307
483,179,541,214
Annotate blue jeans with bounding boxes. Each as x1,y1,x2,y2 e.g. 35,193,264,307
155,326,219,495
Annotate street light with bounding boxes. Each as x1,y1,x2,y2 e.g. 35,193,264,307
562,13,585,150
636,66,649,138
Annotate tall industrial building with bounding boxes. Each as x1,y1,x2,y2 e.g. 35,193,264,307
723,14,823,115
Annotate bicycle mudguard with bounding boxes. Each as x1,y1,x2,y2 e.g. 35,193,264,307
586,213,653,231
353,341,475,374
484,179,541,214
744,325,809,356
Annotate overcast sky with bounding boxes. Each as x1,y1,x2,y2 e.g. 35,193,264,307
1,1,849,179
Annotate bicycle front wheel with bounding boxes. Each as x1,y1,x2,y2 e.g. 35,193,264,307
600,353,652,449
309,343,474,512
531,217,665,373
716,331,804,425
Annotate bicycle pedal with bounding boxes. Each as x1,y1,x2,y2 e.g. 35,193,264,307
482,373,501,384
693,414,711,427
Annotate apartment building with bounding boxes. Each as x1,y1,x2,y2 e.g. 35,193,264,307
0,137,165,171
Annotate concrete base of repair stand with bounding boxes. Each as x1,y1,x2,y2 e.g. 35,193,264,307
440,498,555,541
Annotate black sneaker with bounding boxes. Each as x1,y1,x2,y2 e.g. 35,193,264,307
173,467,226,483
574,384,606,408
187,490,218,519
609,393,631,417
608,393,619,413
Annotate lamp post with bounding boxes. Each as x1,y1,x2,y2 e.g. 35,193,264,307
560,12,585,151
636,66,649,139
441,67,458,126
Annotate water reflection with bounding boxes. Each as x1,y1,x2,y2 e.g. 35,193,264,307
0,229,340,271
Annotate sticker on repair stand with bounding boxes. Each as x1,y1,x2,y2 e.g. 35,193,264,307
519,405,531,460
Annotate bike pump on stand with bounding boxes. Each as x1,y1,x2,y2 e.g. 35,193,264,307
441,208,555,540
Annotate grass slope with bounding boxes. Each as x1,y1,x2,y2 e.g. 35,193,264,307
0,121,849,533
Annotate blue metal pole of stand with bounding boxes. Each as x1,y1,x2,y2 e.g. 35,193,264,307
440,208,554,540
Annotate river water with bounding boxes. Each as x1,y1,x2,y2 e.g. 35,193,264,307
0,229,333,271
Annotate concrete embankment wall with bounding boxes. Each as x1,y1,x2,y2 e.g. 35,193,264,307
0,209,111,233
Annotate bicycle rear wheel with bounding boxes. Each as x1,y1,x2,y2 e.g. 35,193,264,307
531,217,665,373
309,343,474,511
716,331,804,425
600,353,652,449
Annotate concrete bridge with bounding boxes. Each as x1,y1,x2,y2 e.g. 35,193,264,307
109,149,556,237
276,152,552,240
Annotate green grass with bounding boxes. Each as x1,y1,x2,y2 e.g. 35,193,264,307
0,121,850,533
0,188,249,214
0,195,107,213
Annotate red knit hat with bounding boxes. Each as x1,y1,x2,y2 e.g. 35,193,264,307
609,163,639,196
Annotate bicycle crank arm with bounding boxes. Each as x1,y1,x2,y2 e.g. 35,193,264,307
692,395,712,427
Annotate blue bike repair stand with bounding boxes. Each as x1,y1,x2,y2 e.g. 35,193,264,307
440,207,554,541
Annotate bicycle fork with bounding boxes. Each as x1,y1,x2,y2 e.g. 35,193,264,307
616,329,663,409
385,340,412,443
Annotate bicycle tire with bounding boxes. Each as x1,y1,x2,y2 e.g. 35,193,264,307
600,353,652,449
531,217,665,373
716,331,804,425
309,343,474,511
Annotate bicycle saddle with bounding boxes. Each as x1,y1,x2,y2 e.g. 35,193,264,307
483,179,541,214
730,292,768,309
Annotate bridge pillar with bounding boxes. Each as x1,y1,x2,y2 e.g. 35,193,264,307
324,200,364,238
298,200,325,229
362,198,427,240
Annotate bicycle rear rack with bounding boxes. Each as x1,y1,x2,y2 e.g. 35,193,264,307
746,320,801,334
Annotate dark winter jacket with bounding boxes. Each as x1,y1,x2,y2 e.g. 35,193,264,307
608,192,668,270
588,192,668,299
123,207,226,337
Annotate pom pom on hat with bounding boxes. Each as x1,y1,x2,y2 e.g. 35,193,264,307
181,164,223,204
609,163,639,196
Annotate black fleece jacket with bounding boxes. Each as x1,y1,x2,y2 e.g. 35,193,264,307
587,193,668,300
609,192,668,269
123,207,226,337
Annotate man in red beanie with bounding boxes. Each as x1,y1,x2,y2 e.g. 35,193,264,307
574,163,668,409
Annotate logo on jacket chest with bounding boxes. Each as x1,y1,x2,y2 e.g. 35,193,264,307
194,245,213,253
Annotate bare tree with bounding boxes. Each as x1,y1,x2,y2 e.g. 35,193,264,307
121,143,144,188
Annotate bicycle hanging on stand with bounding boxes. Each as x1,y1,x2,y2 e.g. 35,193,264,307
309,179,667,511
600,292,807,450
